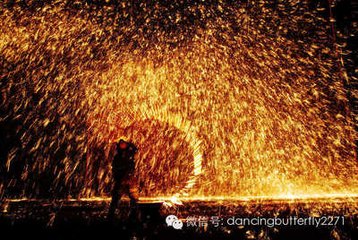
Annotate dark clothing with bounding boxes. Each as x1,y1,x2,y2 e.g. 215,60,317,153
108,177,138,217
108,140,138,220
112,143,137,180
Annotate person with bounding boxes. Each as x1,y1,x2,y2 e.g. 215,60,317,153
108,139,139,220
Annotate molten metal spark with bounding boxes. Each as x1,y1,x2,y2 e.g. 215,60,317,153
0,1,357,201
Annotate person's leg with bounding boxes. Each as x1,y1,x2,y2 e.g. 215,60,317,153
127,184,139,233
108,181,121,220
127,184,139,223
128,185,139,206
127,174,139,206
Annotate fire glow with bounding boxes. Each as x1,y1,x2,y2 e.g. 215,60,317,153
0,1,357,201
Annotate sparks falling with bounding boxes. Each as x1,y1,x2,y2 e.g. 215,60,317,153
0,0,357,200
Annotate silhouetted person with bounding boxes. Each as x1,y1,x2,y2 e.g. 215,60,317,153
108,139,139,220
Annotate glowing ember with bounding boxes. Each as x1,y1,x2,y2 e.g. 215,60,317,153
0,1,357,200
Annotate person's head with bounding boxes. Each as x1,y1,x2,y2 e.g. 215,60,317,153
116,139,138,155
118,139,128,150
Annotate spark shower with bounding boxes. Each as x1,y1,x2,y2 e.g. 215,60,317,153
0,0,357,200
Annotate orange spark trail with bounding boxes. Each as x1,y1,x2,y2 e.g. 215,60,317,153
0,1,357,200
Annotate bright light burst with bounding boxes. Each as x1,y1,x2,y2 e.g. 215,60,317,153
0,0,357,200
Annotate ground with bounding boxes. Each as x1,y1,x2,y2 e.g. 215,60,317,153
0,197,357,240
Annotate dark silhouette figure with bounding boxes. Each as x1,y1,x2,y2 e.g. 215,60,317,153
108,139,139,220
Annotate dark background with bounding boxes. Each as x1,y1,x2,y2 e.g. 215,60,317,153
0,0,357,199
